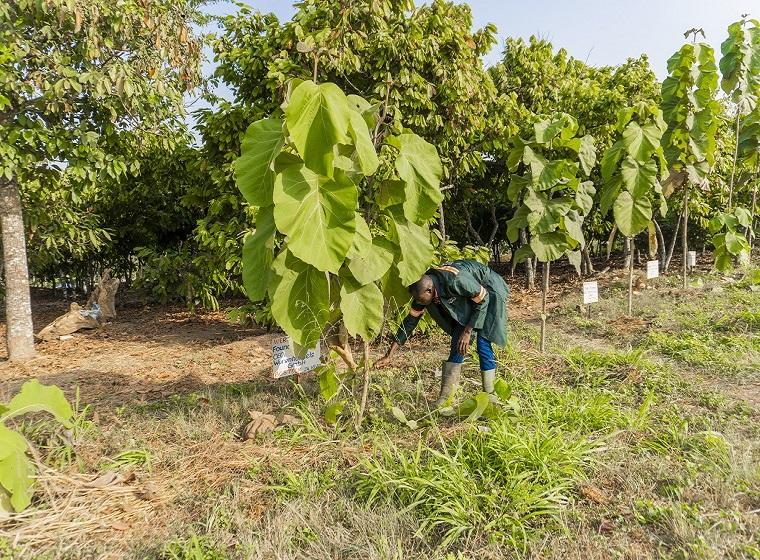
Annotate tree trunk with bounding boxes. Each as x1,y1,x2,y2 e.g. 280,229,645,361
356,340,371,430
665,202,683,272
627,237,634,316
0,178,35,360
623,237,632,269
653,218,667,267
682,187,689,289
606,225,617,261
438,201,446,241
520,229,535,290
539,261,550,353
728,111,740,210
582,247,594,275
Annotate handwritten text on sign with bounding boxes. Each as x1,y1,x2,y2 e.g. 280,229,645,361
582,281,599,304
271,336,321,379
647,260,660,279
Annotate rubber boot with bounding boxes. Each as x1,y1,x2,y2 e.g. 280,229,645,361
434,361,462,408
481,369,499,403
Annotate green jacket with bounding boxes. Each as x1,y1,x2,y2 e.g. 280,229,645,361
394,259,509,347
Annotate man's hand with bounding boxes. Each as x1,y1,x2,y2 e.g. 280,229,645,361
457,326,473,355
374,342,399,369
374,354,392,369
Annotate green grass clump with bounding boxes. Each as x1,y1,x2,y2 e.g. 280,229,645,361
160,535,228,560
356,413,599,551
641,331,759,376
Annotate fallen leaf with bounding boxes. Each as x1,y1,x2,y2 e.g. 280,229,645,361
598,518,615,534
242,410,300,440
135,481,159,501
242,411,278,440
85,471,120,488
578,482,610,505
111,521,130,531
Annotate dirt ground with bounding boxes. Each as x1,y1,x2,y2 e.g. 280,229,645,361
0,281,557,411
0,298,276,409
0,260,757,559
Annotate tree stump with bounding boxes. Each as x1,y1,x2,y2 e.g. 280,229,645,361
86,269,120,320
36,303,100,342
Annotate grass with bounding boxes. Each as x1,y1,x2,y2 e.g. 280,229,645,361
3,267,759,559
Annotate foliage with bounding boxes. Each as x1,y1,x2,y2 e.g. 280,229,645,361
505,113,597,271
709,207,752,270
719,17,760,114
600,102,668,238
0,0,203,193
357,409,600,550
661,41,720,183
235,79,442,347
0,380,73,513
183,0,510,304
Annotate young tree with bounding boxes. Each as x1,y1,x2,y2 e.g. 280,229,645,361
0,0,202,359
599,103,668,313
719,17,760,209
505,114,596,351
235,79,443,424
660,34,720,288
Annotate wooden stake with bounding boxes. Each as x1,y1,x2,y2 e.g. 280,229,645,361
539,261,550,353
356,340,371,430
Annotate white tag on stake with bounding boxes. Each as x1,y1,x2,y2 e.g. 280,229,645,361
687,251,697,267
271,336,321,379
646,260,660,279
582,281,599,305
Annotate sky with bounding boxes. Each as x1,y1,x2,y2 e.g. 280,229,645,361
192,0,756,121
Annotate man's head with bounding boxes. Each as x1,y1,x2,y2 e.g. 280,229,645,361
408,274,434,306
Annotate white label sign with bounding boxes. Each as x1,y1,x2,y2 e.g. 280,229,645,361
582,281,599,304
271,336,321,379
687,251,697,267
646,260,660,279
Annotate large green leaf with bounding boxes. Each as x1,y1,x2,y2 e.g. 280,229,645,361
563,210,585,248
346,214,395,285
0,425,32,512
621,157,658,197
724,230,749,255
348,240,396,286
340,274,384,340
622,121,662,161
235,118,284,207
285,80,350,177
388,206,434,286
4,379,73,427
600,175,622,217
242,206,276,302
389,133,443,224
530,232,572,262
268,250,330,348
347,110,379,176
578,135,596,176
601,140,624,182
506,204,529,243
575,181,596,215
613,191,653,237
273,164,357,273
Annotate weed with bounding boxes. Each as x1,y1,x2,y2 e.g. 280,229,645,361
357,411,600,551
160,534,228,560
101,448,152,471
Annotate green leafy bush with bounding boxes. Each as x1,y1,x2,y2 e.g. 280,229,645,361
0,380,73,513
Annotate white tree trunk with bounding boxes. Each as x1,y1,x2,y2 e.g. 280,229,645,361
0,178,35,360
